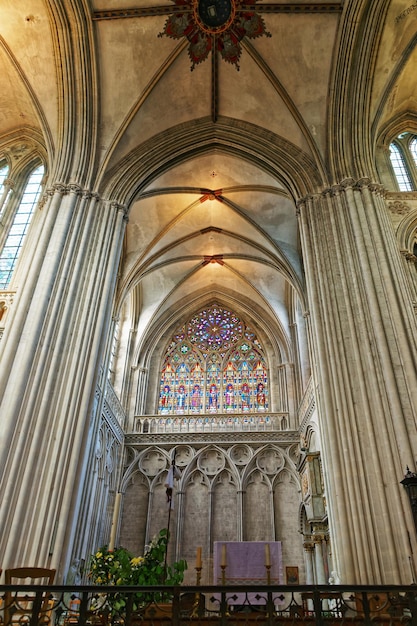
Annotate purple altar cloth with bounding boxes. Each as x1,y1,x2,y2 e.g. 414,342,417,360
213,541,283,605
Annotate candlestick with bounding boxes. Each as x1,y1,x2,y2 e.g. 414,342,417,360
265,543,271,584
221,544,227,568
265,543,271,567
196,546,202,569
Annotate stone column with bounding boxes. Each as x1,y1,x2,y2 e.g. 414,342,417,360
297,179,417,584
135,367,149,417
400,250,417,304
303,541,315,612
0,184,128,579
303,541,315,584
0,177,14,216
313,535,326,584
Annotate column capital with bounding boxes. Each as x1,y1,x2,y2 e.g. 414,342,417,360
3,178,15,189
110,201,129,220
298,178,386,207
313,534,326,544
401,250,417,263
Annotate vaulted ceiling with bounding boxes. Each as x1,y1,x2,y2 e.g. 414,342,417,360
1,0,416,366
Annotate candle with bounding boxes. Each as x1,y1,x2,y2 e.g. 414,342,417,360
196,546,202,569
221,544,227,568
108,492,122,551
265,543,271,567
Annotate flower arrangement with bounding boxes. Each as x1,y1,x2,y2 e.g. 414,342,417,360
89,528,187,612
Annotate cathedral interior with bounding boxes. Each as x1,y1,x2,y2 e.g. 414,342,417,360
0,0,416,587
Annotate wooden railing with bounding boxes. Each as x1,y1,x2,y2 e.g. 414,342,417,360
1,584,417,626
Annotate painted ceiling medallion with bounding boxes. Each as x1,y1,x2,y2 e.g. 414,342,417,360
159,0,271,69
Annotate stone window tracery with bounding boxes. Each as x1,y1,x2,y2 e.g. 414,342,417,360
158,304,268,414
0,164,10,219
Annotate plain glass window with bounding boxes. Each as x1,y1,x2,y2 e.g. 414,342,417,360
0,164,8,190
389,143,413,191
410,137,417,168
0,165,44,289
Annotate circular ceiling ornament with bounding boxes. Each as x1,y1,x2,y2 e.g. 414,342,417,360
158,0,271,70
193,0,236,34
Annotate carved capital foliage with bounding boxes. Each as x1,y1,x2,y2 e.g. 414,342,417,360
3,178,15,189
37,195,48,210
313,534,326,544
110,201,129,220
296,194,316,213
0,290,15,307
388,200,411,215
85,191,100,201
6,142,34,162
339,177,357,190
298,178,386,206
52,182,69,195
400,250,417,263
68,183,83,195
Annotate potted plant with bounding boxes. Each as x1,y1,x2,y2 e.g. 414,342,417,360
89,529,187,617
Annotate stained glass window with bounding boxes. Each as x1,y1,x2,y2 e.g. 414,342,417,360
158,304,268,414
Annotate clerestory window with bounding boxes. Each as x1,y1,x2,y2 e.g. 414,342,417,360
0,164,8,189
389,133,417,191
0,164,44,289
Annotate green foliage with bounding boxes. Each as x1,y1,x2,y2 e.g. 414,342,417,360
89,529,187,613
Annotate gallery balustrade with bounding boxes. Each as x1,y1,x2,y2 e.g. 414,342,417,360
133,412,290,434
1,583,417,626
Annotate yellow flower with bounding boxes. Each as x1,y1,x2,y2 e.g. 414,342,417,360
131,556,144,566
96,552,102,558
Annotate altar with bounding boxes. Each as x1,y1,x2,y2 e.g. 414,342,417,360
213,541,283,606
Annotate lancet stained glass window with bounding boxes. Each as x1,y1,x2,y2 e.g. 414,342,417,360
159,304,268,414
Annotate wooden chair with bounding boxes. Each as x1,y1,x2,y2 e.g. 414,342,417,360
4,567,56,626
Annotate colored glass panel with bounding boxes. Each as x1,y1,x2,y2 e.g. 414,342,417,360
158,303,268,414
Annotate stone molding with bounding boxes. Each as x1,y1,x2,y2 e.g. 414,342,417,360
386,191,417,201
0,290,15,330
296,177,387,212
39,182,127,214
298,378,315,430
105,382,127,430
125,430,300,446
